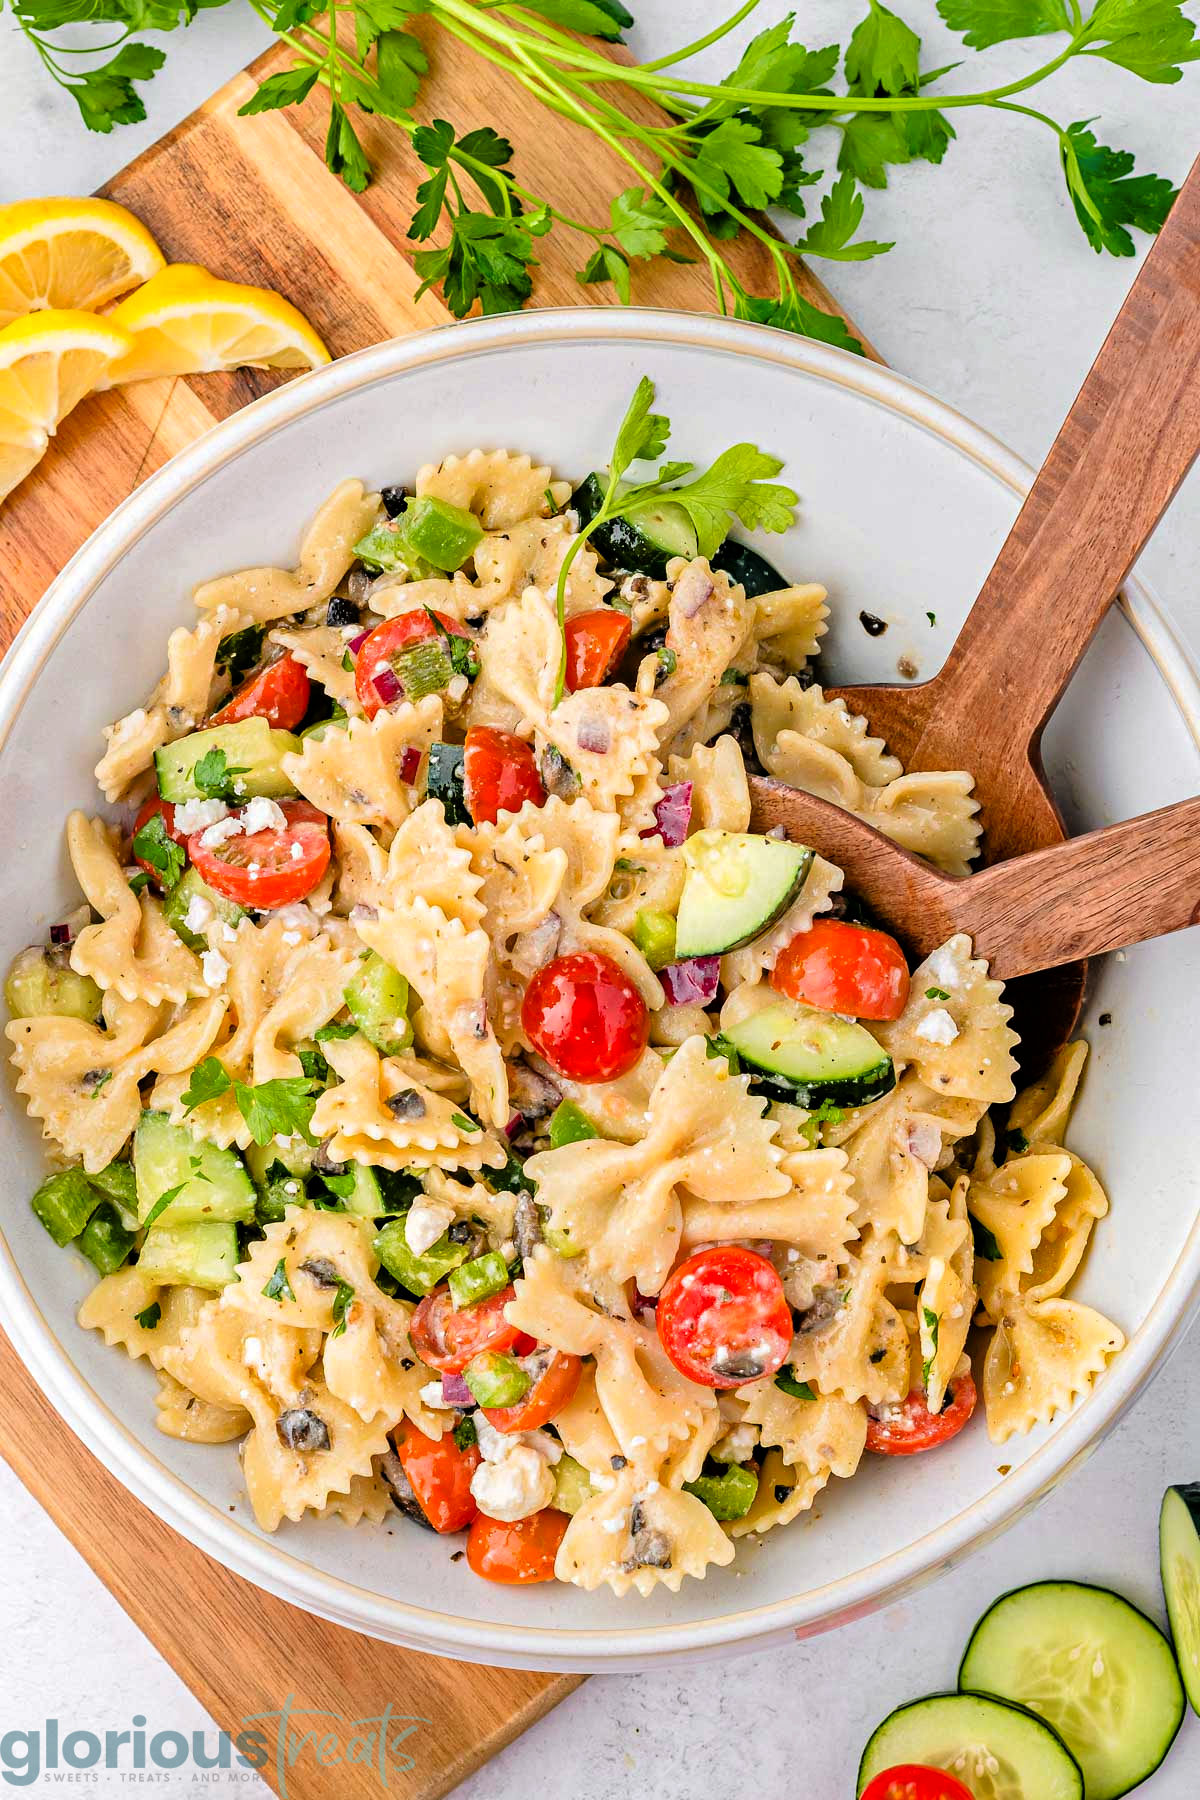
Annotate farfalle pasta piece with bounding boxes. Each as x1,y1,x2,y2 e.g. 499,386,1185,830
472,514,610,615
982,1290,1124,1445
78,1270,212,1366
968,1150,1072,1322
786,1233,910,1405
875,935,1018,1107
915,1178,976,1413
270,624,362,708
67,814,207,1005
527,1036,787,1291
732,1450,830,1538
1008,1040,1089,1146
281,698,443,832
720,852,843,991
835,1067,982,1242
753,582,829,670
9,991,226,1172
548,683,669,816
193,479,379,623
457,813,567,940
646,558,755,748
416,448,568,530
540,1046,666,1145
371,799,485,927
318,1470,396,1525
467,587,559,736
587,839,685,938
155,1372,251,1443
95,608,236,802
555,1459,734,1596
738,1380,867,1480
667,734,751,835
680,1144,857,1266
310,1032,503,1173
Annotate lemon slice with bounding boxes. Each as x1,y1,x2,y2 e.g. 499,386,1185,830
100,264,330,386
0,309,133,505
0,197,164,330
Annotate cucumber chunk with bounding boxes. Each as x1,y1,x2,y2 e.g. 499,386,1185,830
711,538,787,598
858,1692,1083,1800
674,830,813,957
162,866,246,951
395,495,484,572
137,1221,240,1289
722,995,895,1108
6,945,102,1022
245,1139,314,1185
551,1453,594,1516
683,1463,758,1520
427,741,470,826
1161,1484,1200,1715
154,716,302,803
78,1203,136,1276
32,1168,99,1246
344,951,412,1056
87,1159,139,1229
464,1348,529,1408
448,1250,509,1311
959,1581,1184,1800
374,1221,468,1296
571,473,698,577
632,907,677,972
134,1111,256,1227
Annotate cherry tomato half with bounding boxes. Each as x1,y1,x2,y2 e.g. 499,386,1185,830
657,1246,793,1389
210,653,310,731
771,918,911,1022
392,1419,480,1534
484,1350,583,1433
860,1767,975,1800
463,725,545,825
466,1508,568,1584
132,796,186,886
410,1285,527,1375
354,609,472,719
866,1373,978,1456
564,609,631,691
521,951,649,1083
187,798,330,910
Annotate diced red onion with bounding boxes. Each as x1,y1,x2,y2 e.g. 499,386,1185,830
575,718,611,754
372,664,403,707
906,1120,942,1169
440,1372,473,1407
631,1286,657,1323
347,629,370,655
642,781,692,847
505,1113,526,1140
660,955,720,1006
399,745,423,784
49,922,73,946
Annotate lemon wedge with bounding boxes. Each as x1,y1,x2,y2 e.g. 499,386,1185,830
100,264,330,386
0,197,164,330
0,309,133,504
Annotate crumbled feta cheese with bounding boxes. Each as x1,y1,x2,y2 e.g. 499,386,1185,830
290,841,305,860
915,1007,959,1045
712,1422,760,1464
201,948,230,988
183,892,214,934
281,930,302,946
173,797,229,835
923,945,961,991
420,1380,455,1410
600,1514,625,1535
241,795,288,835
221,923,238,944
474,1414,562,1466
199,815,243,849
469,1447,556,1521
404,1195,456,1257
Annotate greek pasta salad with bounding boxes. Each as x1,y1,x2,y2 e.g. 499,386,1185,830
5,380,1123,1594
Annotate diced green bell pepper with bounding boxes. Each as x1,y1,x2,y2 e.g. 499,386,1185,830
448,1250,510,1311
463,1348,530,1409
632,908,677,972
547,1100,599,1149
373,1221,469,1297
397,496,483,572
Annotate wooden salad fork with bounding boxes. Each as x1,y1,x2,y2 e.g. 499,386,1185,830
748,150,1200,1070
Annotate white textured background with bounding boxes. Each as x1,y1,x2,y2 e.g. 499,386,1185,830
1,3,1199,1794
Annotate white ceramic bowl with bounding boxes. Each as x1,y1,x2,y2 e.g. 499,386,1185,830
2,310,1199,1672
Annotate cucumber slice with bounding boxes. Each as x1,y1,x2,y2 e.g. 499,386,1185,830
571,473,698,577
5,945,102,1022
344,951,412,1056
858,1692,1082,1800
244,1139,314,1185
674,830,813,957
711,538,787,598
137,1221,240,1289
958,1581,1184,1800
427,741,470,826
1161,1484,1200,1714
722,995,895,1108
134,1111,256,1227
396,495,484,572
162,866,246,951
154,716,302,803
87,1158,139,1230
32,1168,99,1246
551,1453,594,1516
78,1202,136,1276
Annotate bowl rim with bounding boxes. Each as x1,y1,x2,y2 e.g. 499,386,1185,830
2,305,1198,1669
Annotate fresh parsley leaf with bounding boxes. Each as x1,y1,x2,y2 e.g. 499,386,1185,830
689,118,784,216
797,171,893,260
374,29,428,114
314,1021,359,1043
325,100,372,193
127,871,151,896
131,811,185,894
263,1257,296,1303
60,41,166,133
453,1413,478,1450
517,0,628,41
329,1280,356,1338
450,1111,482,1133
609,186,673,261
925,986,951,1000
191,747,248,801
577,243,632,304
719,666,748,685
936,0,1071,51
921,1304,940,1387
235,1077,320,1147
846,0,922,93
610,376,671,479
651,444,798,558
135,1301,161,1330
705,1032,742,1074
775,1368,816,1401
215,625,264,684
181,1056,232,1114
1079,0,1200,84
841,1,954,186
141,1182,185,1233
238,64,320,117
1007,1127,1031,1156
1061,122,1177,254
415,211,537,318
972,1215,1003,1261
298,1045,331,1084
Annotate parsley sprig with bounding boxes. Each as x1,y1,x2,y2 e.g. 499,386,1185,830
180,1054,320,1145
9,0,1194,341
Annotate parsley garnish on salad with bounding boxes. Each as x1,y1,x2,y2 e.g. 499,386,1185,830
180,1056,319,1146
131,811,184,894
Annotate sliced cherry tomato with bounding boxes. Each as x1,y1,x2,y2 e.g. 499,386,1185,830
484,1350,583,1433
521,951,649,1082
410,1285,526,1375
564,609,631,691
771,917,911,1021
132,796,186,886
860,1767,974,1800
209,653,310,731
866,1373,978,1456
466,1508,568,1584
354,609,472,719
392,1419,480,1534
187,797,330,910
657,1246,792,1389
463,725,545,825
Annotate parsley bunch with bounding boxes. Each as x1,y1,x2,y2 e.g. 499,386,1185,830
9,0,1197,347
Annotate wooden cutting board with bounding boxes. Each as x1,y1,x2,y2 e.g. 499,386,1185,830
0,20,864,1798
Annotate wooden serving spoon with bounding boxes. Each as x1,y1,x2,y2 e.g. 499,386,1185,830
747,152,1200,1069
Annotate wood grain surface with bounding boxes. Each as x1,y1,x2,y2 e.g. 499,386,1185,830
0,21,864,1800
